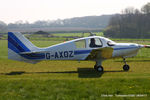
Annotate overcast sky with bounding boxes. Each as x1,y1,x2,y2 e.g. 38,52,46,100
0,0,149,23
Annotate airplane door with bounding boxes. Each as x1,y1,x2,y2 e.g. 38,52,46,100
74,39,89,60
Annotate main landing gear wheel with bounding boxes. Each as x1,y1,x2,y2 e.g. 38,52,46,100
94,65,104,72
123,64,130,71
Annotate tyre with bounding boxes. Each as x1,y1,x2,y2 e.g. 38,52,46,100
123,64,130,71
97,66,104,72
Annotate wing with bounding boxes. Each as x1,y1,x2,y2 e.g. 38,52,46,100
86,47,113,60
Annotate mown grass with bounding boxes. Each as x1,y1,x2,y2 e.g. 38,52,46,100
1,37,150,99
0,58,150,100
0,78,149,100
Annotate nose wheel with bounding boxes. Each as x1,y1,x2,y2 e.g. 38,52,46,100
123,64,130,71
123,58,130,71
94,65,104,72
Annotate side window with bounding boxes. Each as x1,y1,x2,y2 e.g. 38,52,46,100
89,38,102,48
75,40,86,48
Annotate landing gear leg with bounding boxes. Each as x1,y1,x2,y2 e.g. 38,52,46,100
123,58,130,71
94,61,104,72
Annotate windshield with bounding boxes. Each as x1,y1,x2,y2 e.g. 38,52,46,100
102,37,116,46
107,41,116,46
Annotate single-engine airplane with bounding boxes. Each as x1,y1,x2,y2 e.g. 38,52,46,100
8,32,150,72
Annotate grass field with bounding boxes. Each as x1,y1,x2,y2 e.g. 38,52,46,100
1,35,150,99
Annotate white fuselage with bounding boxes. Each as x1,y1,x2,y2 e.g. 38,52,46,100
8,32,144,64
36,36,141,61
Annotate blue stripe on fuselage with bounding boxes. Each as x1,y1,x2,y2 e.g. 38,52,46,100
74,50,92,55
74,47,138,55
21,53,45,59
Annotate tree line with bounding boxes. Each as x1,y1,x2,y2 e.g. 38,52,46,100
104,3,150,38
0,15,112,33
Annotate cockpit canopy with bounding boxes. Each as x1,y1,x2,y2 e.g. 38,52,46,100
74,36,116,49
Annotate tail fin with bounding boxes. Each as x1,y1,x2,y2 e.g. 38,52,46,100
8,32,43,63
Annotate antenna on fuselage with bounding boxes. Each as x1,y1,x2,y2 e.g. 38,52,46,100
89,32,96,36
82,32,96,37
